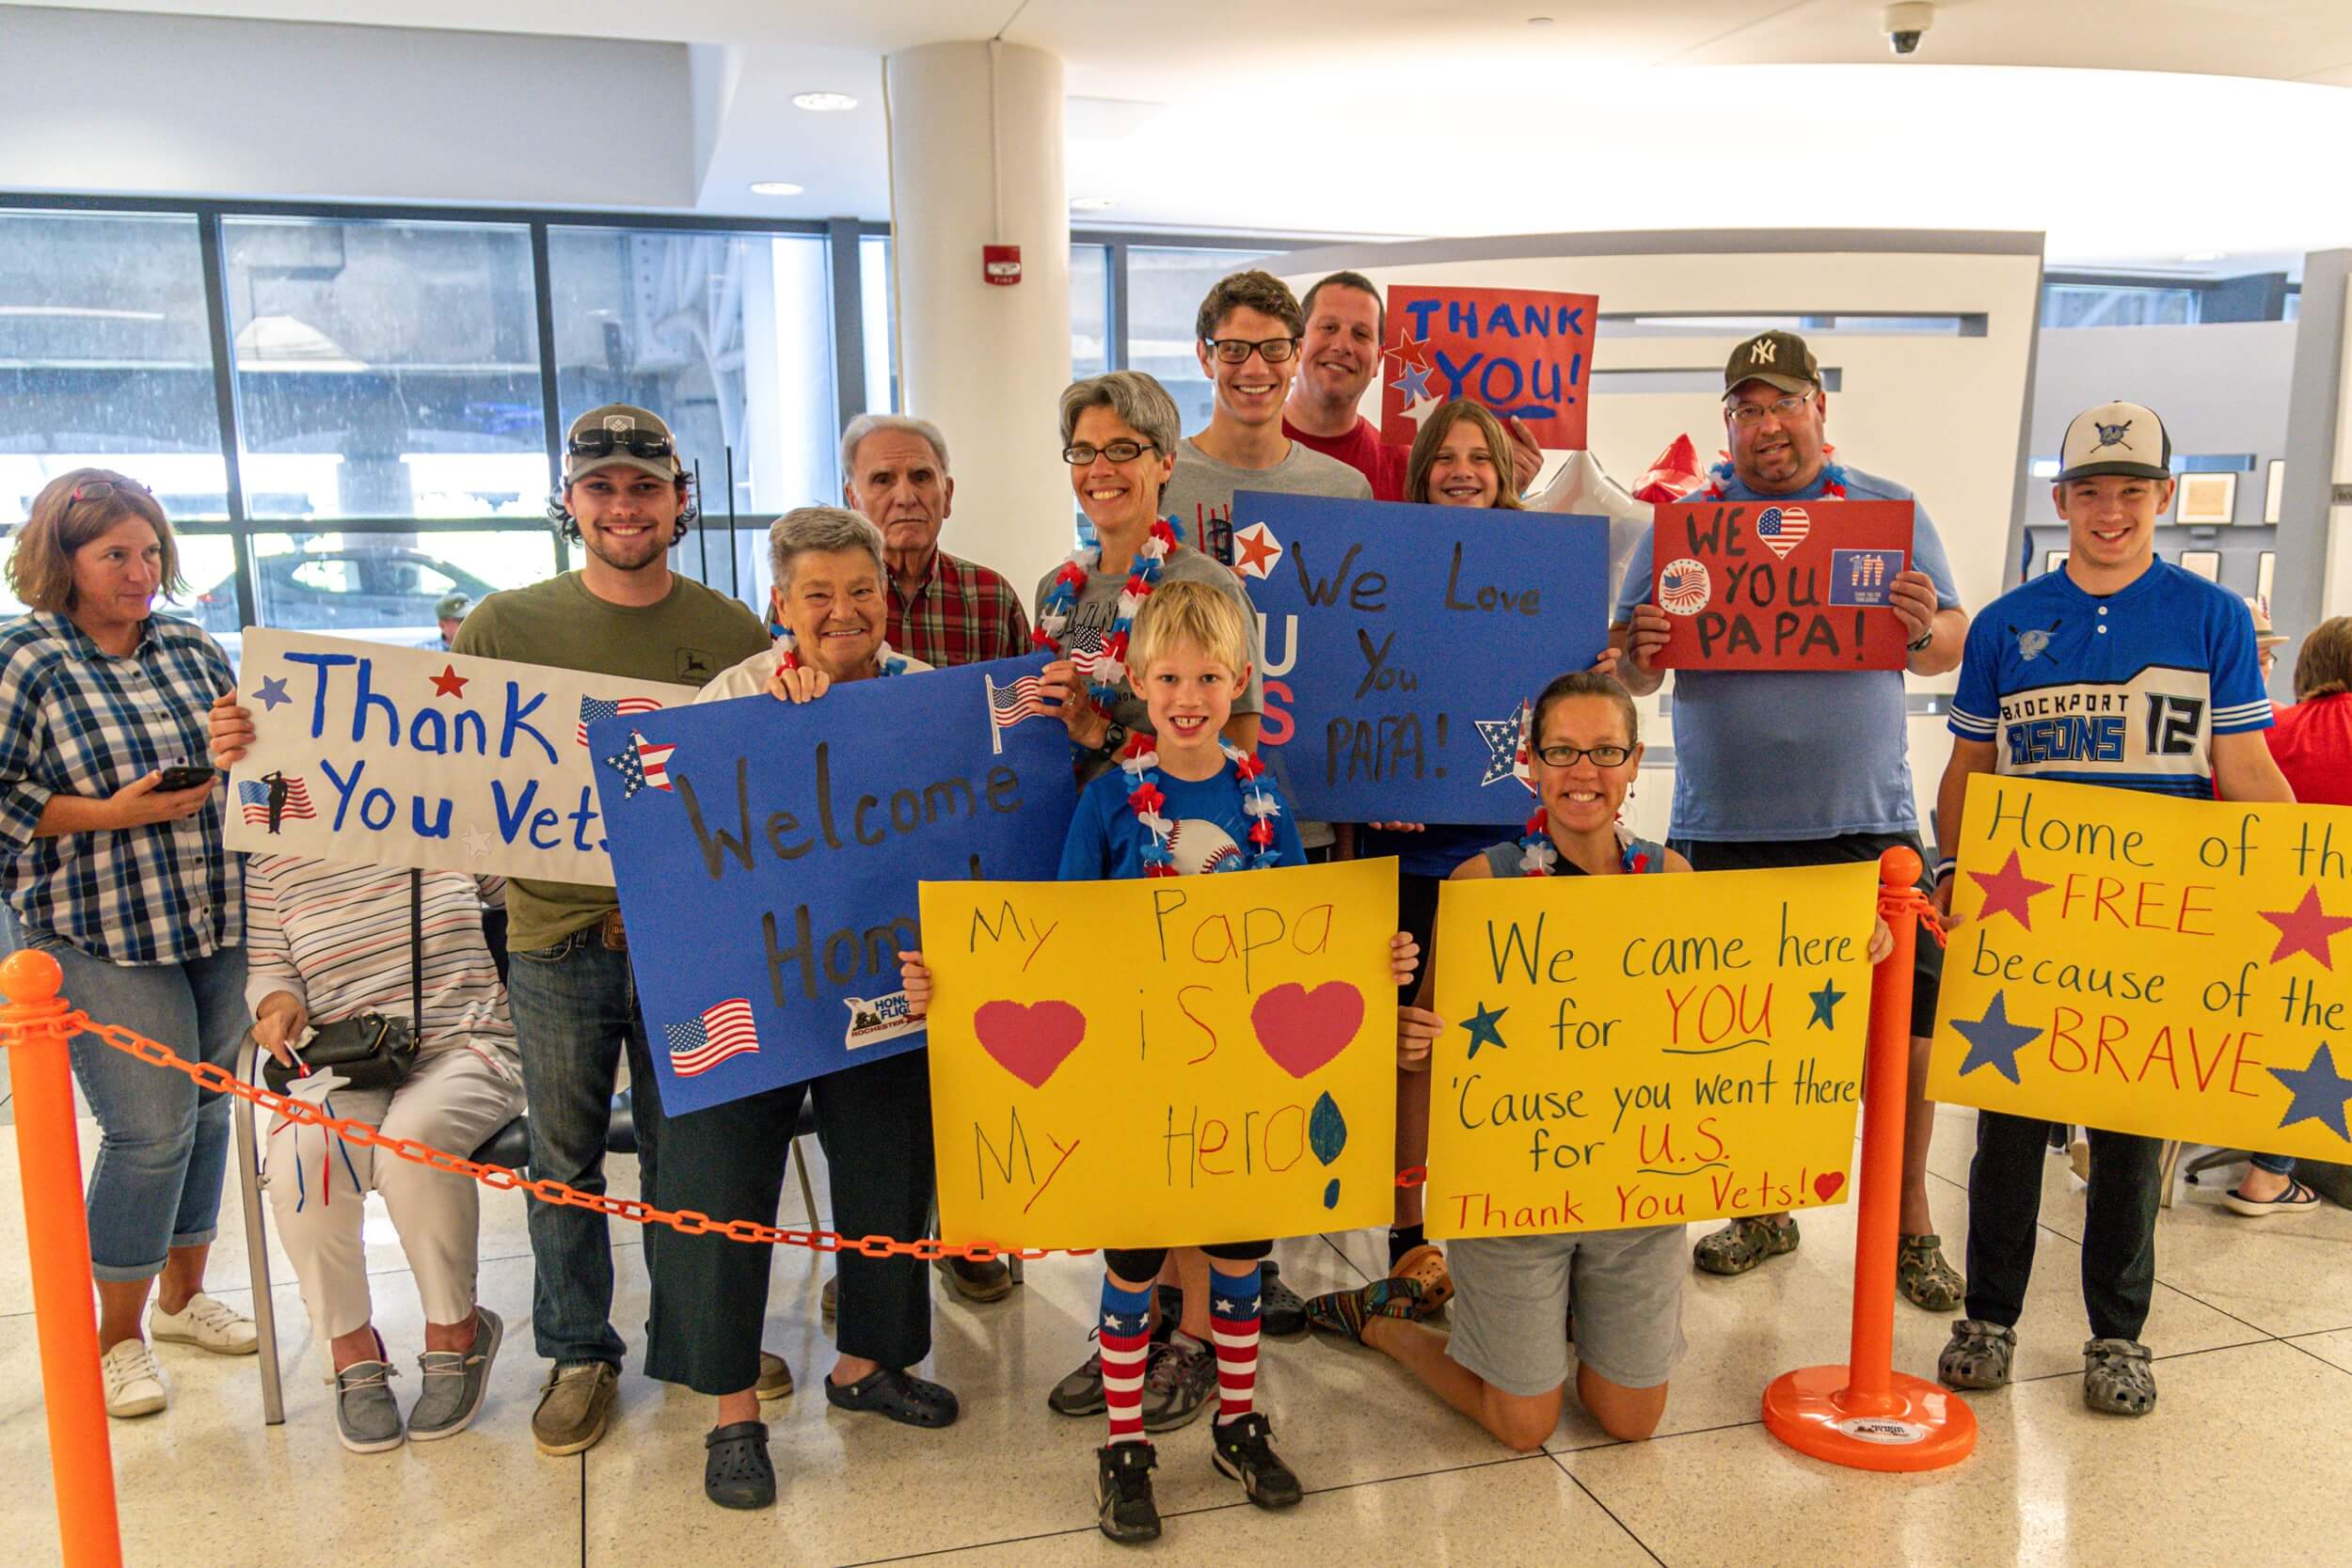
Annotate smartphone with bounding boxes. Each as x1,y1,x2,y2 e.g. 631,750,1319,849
154,765,216,791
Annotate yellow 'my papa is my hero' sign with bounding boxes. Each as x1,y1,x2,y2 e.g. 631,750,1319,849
1931,776,2352,1160
1427,862,1877,1240
922,859,1399,1251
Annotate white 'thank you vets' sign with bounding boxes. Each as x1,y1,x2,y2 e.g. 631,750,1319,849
225,628,686,884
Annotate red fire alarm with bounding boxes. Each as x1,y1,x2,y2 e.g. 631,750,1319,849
982,245,1023,286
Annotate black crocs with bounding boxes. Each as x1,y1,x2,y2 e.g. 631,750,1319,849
704,1420,774,1510
824,1367,961,1428
1261,1261,1309,1338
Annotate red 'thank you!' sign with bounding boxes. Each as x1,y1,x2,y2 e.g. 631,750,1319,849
1651,499,1917,671
1380,286,1597,451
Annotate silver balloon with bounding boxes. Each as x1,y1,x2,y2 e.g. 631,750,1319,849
1526,448,1655,605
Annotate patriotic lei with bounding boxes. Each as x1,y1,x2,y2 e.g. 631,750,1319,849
1517,807,1650,879
1700,455,1849,501
1120,734,1283,877
1032,517,1179,717
773,630,912,678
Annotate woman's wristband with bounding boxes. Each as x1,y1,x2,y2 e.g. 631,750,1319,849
1934,858,1958,882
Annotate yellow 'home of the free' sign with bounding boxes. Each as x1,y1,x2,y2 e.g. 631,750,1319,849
1931,775,2352,1160
1427,862,1878,1241
921,859,1398,1251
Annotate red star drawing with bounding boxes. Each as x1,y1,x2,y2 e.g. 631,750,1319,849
1232,523,1283,580
429,664,469,699
1387,330,1434,375
1968,848,2055,930
2259,884,2352,970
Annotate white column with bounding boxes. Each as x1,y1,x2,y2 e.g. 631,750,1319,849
883,40,1072,598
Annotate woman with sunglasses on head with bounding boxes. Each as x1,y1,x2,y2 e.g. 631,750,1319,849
0,470,255,1418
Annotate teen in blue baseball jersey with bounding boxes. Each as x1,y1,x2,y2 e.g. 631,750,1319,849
1932,402,2295,1418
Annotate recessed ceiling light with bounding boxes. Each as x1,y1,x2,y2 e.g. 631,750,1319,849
2183,250,2224,262
1070,197,1117,212
1528,15,1554,24
792,91,859,113
749,182,804,197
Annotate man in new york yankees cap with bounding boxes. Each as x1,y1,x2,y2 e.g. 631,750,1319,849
1610,330,1972,1303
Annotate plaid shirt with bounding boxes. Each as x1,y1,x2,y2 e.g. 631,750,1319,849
0,612,241,964
887,548,1032,669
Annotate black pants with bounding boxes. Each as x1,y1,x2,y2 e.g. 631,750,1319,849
645,1048,936,1396
1397,873,1442,1008
1964,1111,2162,1342
1104,1240,1272,1283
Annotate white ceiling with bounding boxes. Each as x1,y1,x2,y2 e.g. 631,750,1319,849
22,0,2352,269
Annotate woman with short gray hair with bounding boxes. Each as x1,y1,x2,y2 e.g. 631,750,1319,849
644,500,955,1511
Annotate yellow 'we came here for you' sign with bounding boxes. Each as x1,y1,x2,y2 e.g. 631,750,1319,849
1427,862,1878,1240
921,860,1399,1251
1931,776,2352,1161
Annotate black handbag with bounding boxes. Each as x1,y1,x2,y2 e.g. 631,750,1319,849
261,869,424,1096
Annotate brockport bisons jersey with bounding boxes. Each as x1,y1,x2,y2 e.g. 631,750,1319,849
1948,560,2271,797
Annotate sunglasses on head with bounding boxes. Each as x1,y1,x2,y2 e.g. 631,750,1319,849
567,429,675,463
66,477,152,505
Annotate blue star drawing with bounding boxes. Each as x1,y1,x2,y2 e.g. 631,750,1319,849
1476,715,1522,786
1950,990,2042,1085
1459,1001,1509,1058
1390,362,1433,404
252,675,292,711
2268,1041,2352,1143
1807,978,1847,1030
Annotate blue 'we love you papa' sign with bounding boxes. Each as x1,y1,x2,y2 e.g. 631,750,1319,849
1230,491,1612,825
591,653,1076,1114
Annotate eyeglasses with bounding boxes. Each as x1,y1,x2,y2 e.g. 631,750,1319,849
1726,394,1815,426
1534,743,1633,768
567,428,675,462
1062,439,1157,466
1202,336,1301,365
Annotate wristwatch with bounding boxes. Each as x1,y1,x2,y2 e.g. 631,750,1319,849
1095,720,1128,758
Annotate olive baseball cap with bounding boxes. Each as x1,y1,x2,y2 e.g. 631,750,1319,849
2058,401,2172,482
1724,330,1820,397
563,404,682,483
435,592,473,622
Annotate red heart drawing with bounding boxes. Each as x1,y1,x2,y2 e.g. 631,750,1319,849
972,1000,1087,1089
1250,982,1365,1079
1814,1170,1847,1203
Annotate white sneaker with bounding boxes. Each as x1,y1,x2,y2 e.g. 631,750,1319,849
102,1340,168,1418
150,1292,259,1355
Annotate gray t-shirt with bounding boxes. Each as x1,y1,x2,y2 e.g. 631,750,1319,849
1160,436,1372,555
1033,545,1265,785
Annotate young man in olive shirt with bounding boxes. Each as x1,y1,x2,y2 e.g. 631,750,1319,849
454,404,771,1455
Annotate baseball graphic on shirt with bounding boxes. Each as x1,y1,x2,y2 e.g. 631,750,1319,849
1164,818,1244,875
1659,558,1712,615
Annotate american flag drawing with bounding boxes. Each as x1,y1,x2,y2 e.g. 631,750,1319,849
1755,504,1811,560
634,733,676,791
577,694,662,745
664,998,759,1078
236,774,315,830
1659,558,1711,616
604,732,677,800
985,673,1051,755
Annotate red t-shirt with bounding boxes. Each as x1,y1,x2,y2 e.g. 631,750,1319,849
2266,693,2352,806
1282,414,1407,502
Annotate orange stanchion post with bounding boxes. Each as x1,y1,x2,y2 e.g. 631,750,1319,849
1761,846,1976,1471
2,948,125,1566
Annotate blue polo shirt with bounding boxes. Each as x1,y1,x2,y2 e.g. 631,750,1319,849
1948,560,2271,796
1612,465,1963,842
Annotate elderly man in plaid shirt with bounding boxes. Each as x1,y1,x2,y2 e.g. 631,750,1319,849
841,413,1031,671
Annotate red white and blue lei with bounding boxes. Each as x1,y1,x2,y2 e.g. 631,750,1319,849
1032,517,1179,718
773,631,913,677
1120,734,1283,877
1518,807,1650,878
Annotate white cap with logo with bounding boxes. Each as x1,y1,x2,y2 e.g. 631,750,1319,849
2058,401,2172,483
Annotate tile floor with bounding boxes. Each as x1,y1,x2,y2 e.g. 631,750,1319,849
2,1100,2348,1567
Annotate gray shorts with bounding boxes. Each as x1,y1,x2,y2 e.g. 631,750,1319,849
1444,1224,1688,1397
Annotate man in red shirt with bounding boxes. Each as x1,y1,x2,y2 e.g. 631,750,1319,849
1281,272,1542,502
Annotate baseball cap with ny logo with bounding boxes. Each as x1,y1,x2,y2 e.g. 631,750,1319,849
1724,330,1820,397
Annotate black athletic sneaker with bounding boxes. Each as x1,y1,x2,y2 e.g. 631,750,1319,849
1210,1411,1302,1508
1095,1441,1162,1544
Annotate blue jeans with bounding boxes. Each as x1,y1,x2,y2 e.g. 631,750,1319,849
504,929,665,1368
2249,1152,2296,1178
25,930,248,1282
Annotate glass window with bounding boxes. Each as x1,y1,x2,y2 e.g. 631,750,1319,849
221,216,548,520
1125,245,1278,434
859,234,898,415
2039,284,2199,328
1072,244,1111,377
239,530,560,651
0,210,230,526
548,228,834,607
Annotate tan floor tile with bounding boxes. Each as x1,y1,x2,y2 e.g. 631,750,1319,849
2288,1327,2352,1374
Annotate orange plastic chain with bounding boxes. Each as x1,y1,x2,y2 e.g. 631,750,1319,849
0,1008,1433,1259
1880,882,1949,949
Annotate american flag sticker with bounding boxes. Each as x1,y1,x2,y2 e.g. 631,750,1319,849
1755,504,1811,560
985,673,1050,754
1659,558,1712,616
634,733,676,791
577,694,662,745
664,998,759,1078
237,774,316,831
